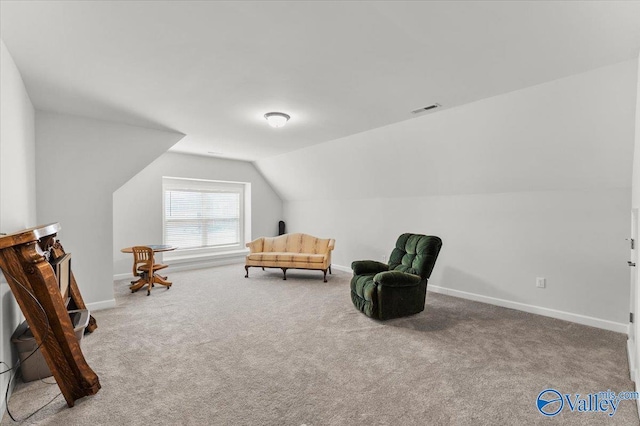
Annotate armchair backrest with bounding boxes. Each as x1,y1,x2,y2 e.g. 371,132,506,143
388,233,442,280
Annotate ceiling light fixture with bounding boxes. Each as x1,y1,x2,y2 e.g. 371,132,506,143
264,112,290,128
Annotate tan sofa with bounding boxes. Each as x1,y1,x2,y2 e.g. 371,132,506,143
244,233,335,282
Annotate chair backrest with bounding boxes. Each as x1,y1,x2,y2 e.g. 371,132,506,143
388,233,442,280
131,246,153,275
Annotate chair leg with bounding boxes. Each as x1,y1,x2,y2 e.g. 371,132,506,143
323,269,327,283
152,274,172,288
130,273,149,293
329,265,332,274
245,265,250,278
282,268,287,280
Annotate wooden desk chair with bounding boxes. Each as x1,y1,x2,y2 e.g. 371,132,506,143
131,246,171,296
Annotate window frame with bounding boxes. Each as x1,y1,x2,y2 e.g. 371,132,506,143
162,176,249,261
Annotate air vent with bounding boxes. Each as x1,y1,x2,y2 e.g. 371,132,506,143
411,103,441,115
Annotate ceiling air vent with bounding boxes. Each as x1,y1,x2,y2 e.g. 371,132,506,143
411,103,441,115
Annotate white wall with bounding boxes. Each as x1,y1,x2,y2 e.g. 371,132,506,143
257,60,638,331
35,112,184,309
0,40,36,414
113,152,283,275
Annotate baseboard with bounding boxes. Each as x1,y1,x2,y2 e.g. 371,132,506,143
628,338,637,383
85,299,116,311
428,285,628,334
0,379,12,416
114,257,245,281
331,264,352,273
330,265,627,333
632,342,640,422
165,257,244,274
0,380,13,422
631,344,640,421
113,272,131,281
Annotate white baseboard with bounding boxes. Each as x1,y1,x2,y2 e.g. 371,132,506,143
628,338,637,383
113,272,132,280
331,264,352,273
628,339,640,422
114,257,245,281
85,299,116,311
165,257,243,274
428,285,628,334
329,265,627,333
0,378,12,422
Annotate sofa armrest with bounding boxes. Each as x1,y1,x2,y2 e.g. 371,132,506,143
327,239,336,251
351,260,388,275
374,271,421,287
245,238,264,253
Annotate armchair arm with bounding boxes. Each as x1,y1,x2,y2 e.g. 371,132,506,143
351,260,389,275
327,239,335,251
245,238,264,253
374,271,422,287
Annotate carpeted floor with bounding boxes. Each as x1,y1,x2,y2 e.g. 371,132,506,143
2,264,638,425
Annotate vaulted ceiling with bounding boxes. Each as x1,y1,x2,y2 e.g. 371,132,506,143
2,1,640,161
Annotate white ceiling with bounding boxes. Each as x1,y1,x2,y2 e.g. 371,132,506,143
2,1,640,161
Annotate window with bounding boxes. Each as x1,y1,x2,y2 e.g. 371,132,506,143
162,177,248,258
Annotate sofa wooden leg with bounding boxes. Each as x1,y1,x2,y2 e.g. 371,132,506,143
262,267,265,271
282,268,287,280
245,265,249,278
329,265,332,274
323,269,328,282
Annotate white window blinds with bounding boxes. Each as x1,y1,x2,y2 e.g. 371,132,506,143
162,177,245,252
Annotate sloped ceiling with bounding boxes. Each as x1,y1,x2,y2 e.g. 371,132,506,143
1,1,640,161
256,61,637,200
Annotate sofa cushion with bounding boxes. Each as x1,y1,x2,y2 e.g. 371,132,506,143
247,252,326,264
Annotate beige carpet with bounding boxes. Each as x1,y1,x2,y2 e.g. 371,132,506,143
2,264,638,425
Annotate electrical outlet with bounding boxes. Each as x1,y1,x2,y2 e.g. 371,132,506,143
536,277,546,288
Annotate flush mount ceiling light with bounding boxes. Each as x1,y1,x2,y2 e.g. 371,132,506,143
264,112,290,128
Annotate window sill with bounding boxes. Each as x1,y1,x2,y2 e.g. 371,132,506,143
163,248,248,265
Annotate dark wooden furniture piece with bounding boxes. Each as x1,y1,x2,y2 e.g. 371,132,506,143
120,245,174,295
0,223,100,407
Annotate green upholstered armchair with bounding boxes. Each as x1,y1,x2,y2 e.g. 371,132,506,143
350,233,442,320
